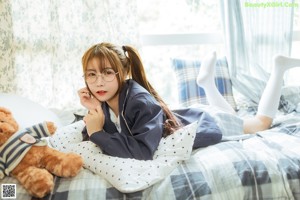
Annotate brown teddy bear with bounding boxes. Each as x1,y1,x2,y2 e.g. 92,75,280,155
0,107,83,198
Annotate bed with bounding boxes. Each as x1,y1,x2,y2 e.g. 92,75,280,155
1,57,300,200
1,109,300,200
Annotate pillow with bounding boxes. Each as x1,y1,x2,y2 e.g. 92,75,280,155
0,93,62,129
279,86,300,113
49,120,198,192
172,56,237,110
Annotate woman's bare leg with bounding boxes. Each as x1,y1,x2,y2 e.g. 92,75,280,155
243,55,300,133
196,52,236,114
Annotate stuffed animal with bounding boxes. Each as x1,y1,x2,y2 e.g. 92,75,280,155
0,107,83,198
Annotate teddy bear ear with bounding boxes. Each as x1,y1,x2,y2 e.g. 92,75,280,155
0,107,12,115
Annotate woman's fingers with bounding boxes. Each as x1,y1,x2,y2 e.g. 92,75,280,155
77,87,100,110
78,88,91,98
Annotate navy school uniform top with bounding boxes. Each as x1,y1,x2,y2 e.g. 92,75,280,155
82,79,222,160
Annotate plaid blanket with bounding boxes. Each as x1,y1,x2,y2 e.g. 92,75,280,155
1,113,300,200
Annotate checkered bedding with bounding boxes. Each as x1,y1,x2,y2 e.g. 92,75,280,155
1,112,300,200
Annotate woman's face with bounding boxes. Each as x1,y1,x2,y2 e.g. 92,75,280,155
85,57,119,104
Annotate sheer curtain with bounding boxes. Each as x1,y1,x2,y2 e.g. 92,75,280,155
0,0,138,110
220,0,295,104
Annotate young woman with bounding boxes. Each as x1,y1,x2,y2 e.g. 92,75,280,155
78,43,222,160
78,42,300,160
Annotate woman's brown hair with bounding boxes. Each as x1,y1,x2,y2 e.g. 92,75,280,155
82,42,181,136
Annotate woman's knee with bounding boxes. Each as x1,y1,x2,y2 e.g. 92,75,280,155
243,115,273,134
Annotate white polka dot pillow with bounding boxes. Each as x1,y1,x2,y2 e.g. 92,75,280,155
49,120,198,192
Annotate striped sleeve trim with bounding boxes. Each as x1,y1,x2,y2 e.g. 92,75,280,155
0,159,5,179
0,122,52,178
0,133,32,177
26,122,52,138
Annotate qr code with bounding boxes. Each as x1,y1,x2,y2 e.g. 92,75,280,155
1,184,16,199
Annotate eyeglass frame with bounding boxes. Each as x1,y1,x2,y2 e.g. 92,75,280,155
83,68,119,84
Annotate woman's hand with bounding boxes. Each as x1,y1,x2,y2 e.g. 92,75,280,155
78,87,100,110
84,105,105,136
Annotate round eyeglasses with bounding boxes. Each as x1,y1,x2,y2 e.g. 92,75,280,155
83,68,119,84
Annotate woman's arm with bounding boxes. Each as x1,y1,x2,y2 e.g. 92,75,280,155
89,93,164,160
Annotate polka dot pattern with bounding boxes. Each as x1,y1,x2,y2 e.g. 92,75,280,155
49,120,198,193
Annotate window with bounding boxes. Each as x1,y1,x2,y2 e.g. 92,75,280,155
137,0,225,107
137,1,300,107
288,5,300,86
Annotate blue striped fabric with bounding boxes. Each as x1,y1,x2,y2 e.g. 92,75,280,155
172,57,237,110
0,122,51,179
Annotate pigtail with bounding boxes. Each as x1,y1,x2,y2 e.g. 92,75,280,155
123,45,182,136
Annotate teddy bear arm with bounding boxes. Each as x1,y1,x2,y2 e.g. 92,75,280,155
45,121,57,135
42,147,83,177
12,166,54,198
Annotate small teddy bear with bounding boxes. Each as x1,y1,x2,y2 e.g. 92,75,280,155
0,107,83,198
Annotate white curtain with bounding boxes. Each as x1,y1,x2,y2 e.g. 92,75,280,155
220,0,294,104
0,0,138,110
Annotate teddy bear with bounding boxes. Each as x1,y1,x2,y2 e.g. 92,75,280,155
0,106,83,198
